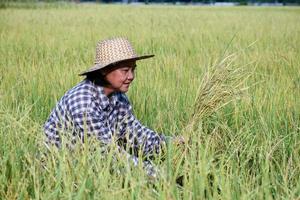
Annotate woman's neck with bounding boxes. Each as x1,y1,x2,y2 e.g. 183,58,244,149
103,86,115,97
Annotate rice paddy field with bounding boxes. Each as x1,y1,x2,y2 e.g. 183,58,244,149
0,3,300,199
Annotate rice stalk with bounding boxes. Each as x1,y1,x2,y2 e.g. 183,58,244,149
183,53,251,135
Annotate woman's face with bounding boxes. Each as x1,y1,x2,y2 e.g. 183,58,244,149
102,60,136,95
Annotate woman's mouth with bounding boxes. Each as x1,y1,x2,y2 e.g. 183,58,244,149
123,83,130,87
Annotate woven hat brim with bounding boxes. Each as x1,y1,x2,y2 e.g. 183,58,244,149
79,54,154,76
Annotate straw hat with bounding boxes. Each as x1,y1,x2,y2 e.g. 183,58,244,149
79,37,154,76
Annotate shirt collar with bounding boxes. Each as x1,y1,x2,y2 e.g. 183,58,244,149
89,80,119,110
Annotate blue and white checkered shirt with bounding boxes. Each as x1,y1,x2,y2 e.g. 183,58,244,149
44,79,166,159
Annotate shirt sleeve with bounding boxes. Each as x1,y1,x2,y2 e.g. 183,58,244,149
119,97,166,157
44,102,67,149
44,99,113,149
44,119,62,148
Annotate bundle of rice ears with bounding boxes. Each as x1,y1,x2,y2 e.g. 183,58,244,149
171,53,252,173
184,53,251,136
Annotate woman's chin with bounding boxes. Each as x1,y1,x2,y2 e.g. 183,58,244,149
119,86,130,93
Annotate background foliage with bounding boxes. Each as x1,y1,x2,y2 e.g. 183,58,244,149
0,4,299,199
1,0,300,5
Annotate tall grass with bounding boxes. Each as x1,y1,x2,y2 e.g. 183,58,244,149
0,4,299,199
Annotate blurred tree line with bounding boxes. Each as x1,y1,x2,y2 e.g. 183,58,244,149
1,0,299,6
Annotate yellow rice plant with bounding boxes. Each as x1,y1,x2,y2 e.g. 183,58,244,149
171,53,253,169
184,53,251,135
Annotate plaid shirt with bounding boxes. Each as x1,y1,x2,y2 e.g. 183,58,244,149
44,79,166,159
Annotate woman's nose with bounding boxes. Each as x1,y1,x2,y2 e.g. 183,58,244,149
127,69,135,80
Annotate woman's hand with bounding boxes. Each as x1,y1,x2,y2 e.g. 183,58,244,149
172,135,186,146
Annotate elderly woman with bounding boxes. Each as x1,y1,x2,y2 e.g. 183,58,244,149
44,37,183,178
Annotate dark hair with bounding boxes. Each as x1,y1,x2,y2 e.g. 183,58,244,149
85,69,110,86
